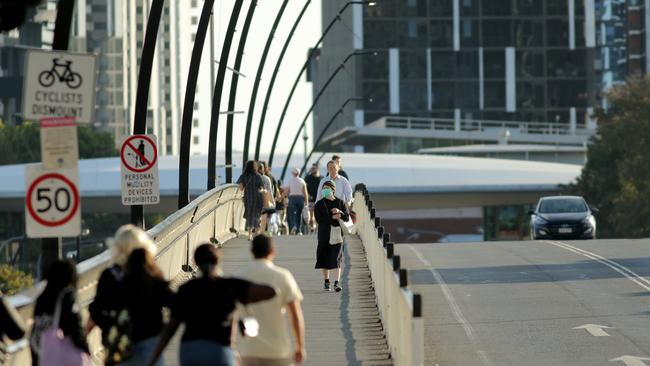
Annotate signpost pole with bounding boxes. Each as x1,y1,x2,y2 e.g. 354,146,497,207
41,0,75,276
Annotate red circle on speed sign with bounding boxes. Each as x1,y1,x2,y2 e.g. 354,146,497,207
120,135,158,173
26,173,80,227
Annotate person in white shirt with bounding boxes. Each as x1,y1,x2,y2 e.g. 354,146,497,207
315,161,353,205
237,234,306,366
281,168,309,235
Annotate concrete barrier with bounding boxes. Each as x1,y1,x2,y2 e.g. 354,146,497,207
5,184,245,365
352,188,424,366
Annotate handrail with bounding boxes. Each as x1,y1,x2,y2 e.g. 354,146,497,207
4,184,246,365
369,115,595,136
352,185,424,366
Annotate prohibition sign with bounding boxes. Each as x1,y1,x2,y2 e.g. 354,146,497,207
27,173,80,227
121,135,158,173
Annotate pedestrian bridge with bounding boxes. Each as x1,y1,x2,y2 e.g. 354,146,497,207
6,184,423,366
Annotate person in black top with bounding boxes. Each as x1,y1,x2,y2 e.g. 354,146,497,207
304,164,322,232
31,260,89,366
148,244,276,366
0,291,26,364
94,248,173,366
314,180,350,293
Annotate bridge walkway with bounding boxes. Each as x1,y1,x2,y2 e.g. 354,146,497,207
164,234,392,366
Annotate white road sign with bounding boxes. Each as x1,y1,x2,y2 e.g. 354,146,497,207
40,117,78,169
25,164,81,238
120,134,160,205
22,49,97,124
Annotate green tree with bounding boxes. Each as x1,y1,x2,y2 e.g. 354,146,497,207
565,77,650,238
0,264,33,295
0,122,117,165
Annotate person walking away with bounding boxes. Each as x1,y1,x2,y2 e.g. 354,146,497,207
237,234,306,366
30,260,90,366
94,248,173,366
304,164,321,233
331,155,349,180
148,244,276,366
0,290,26,364
237,161,265,240
264,163,285,235
316,161,353,206
314,181,350,292
257,162,275,233
88,224,157,334
281,168,308,235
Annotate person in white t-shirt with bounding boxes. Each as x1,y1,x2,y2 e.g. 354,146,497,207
237,234,306,366
281,168,309,235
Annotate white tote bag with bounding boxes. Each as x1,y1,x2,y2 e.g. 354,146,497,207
339,217,356,235
329,226,343,245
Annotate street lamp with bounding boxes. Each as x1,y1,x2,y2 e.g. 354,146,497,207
259,0,376,166
225,0,258,183
278,51,376,181
207,0,244,190
299,97,371,176
241,0,290,165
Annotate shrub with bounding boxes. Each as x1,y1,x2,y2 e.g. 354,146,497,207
0,264,33,295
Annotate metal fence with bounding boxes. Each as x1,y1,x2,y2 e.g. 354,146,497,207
5,184,245,365
352,187,424,366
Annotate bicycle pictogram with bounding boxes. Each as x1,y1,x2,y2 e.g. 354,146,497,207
38,58,83,89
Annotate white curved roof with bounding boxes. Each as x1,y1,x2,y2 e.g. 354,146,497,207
0,152,581,198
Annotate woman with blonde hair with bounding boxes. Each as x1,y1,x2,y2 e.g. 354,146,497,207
88,225,158,351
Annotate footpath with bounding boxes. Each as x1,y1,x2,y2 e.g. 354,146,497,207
164,234,392,366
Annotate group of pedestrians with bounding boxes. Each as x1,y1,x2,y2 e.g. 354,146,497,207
21,225,305,366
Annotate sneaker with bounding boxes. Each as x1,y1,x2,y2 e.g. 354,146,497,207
334,281,342,292
323,280,331,291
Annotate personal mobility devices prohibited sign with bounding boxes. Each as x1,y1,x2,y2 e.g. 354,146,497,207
25,164,81,238
121,135,160,205
22,49,97,124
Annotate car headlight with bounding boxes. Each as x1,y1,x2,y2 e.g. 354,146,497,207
534,216,548,225
582,215,593,224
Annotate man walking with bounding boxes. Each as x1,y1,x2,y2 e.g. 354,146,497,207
331,154,349,180
281,168,308,235
304,164,321,232
316,160,353,206
237,234,306,366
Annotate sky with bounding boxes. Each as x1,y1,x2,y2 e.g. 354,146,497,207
201,0,323,159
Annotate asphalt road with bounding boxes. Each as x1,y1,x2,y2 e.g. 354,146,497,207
395,239,650,366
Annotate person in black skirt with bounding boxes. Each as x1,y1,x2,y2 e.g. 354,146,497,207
314,180,350,292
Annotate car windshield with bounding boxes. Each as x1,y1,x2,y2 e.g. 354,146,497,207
539,198,588,213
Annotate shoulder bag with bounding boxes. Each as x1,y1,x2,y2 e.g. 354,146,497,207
40,288,92,366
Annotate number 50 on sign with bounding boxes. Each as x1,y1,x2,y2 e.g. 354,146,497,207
25,164,81,238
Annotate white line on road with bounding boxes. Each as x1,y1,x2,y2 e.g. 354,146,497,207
610,355,650,366
545,241,650,292
573,324,613,337
407,244,494,366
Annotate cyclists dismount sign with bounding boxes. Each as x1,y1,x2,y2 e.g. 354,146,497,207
22,49,97,124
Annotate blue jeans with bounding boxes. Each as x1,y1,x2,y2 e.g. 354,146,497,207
287,196,305,232
116,336,163,366
180,340,235,366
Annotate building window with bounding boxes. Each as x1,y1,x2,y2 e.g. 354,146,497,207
192,16,198,25
192,0,197,7
193,119,199,127
194,102,199,110
193,136,199,144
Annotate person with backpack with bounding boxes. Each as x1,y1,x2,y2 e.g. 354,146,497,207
30,260,90,366
148,244,276,366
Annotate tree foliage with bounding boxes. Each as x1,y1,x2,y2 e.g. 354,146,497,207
0,264,33,296
565,77,650,238
0,122,117,165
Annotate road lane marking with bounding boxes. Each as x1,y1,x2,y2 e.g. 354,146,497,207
610,355,650,366
545,241,650,292
573,324,613,337
406,244,494,366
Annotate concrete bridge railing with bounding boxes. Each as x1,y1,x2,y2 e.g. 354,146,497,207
6,184,245,365
352,187,424,366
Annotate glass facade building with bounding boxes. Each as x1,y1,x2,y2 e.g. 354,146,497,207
312,0,648,148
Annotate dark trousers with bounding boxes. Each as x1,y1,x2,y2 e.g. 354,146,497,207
287,196,305,232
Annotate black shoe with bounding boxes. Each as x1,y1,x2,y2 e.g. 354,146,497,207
323,280,331,291
334,281,342,292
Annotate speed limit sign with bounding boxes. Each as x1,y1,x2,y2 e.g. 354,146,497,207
25,164,81,238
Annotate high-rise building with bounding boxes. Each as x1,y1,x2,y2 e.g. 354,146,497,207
313,0,648,152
